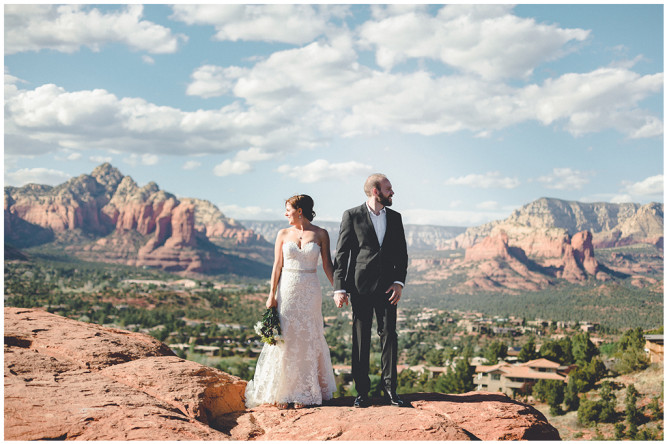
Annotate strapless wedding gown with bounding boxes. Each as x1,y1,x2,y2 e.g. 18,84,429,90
245,241,336,408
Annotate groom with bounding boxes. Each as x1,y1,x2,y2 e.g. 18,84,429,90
333,173,408,408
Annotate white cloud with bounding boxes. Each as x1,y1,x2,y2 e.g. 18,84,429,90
90,156,113,163
622,175,663,197
213,159,252,177
4,81,311,156
445,171,520,189
170,4,341,45
523,67,664,138
4,5,186,55
54,150,82,161
212,148,276,176
610,194,634,204
142,55,155,65
476,201,499,211
186,65,248,99
219,204,280,220
235,148,276,163
402,208,508,227
5,167,71,187
183,160,202,170
277,159,372,183
358,4,589,79
537,168,591,190
123,153,159,167
5,14,662,163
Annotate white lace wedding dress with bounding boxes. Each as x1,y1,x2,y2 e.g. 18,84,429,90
245,241,336,408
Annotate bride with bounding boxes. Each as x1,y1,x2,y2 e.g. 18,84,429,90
245,194,338,409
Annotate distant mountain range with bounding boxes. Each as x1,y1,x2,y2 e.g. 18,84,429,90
4,163,271,277
244,197,663,254
4,164,663,291
245,199,663,293
240,220,466,252
452,197,664,252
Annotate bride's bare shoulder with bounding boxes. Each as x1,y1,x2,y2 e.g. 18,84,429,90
312,225,330,239
276,227,292,240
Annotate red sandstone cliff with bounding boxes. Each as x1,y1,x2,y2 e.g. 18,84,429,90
4,307,561,441
458,229,608,292
452,197,663,251
4,163,270,276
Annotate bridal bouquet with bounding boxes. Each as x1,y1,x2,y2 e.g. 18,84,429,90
254,307,283,345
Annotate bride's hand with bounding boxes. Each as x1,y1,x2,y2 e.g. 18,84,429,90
266,296,277,309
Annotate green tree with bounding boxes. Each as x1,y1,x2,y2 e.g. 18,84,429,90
578,396,602,426
613,327,650,374
484,340,507,365
597,380,617,423
438,356,475,394
625,384,640,432
617,327,645,351
572,333,598,365
568,357,606,393
369,374,383,397
648,395,663,420
539,339,564,363
614,423,625,440
557,337,574,364
563,377,582,412
425,348,445,366
397,369,418,394
615,348,650,375
517,336,539,363
532,379,565,415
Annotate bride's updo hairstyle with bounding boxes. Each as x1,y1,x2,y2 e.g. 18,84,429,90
286,194,316,221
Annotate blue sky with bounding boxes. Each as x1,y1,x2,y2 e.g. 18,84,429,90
4,4,664,226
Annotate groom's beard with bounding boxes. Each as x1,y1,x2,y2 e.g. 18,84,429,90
377,192,392,207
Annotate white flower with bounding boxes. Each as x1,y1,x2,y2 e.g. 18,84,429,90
254,321,263,336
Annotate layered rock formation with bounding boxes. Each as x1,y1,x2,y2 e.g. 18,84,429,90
5,307,561,441
186,198,264,245
4,163,271,276
453,197,663,250
458,229,608,292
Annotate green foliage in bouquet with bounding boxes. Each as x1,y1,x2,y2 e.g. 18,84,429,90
254,307,282,345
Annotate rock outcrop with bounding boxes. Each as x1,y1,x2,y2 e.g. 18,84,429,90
185,198,264,245
453,197,663,250
463,231,552,292
4,163,271,276
459,229,607,292
4,307,247,441
228,392,559,441
4,307,561,441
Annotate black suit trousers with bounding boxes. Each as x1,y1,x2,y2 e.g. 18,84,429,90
351,288,398,396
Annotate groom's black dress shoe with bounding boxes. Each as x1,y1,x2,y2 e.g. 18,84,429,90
354,394,371,408
383,389,405,407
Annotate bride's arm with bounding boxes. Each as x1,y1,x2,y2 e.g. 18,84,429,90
319,229,335,286
266,230,285,308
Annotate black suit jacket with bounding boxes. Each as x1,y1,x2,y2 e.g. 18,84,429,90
333,203,408,296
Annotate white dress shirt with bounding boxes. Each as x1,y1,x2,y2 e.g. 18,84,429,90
367,203,387,246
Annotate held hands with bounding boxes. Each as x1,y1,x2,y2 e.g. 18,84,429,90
333,292,349,308
386,283,403,305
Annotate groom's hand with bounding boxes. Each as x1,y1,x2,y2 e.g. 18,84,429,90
333,292,349,308
386,283,403,305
